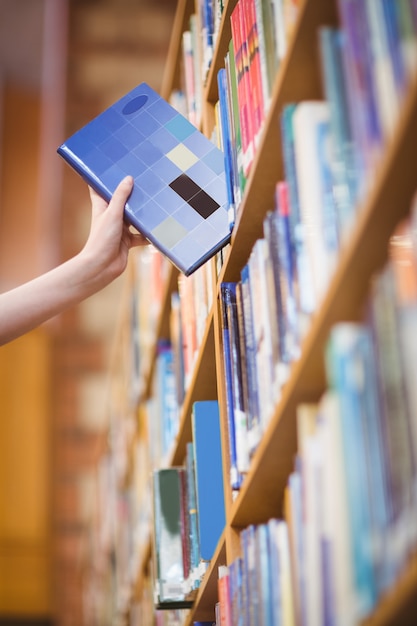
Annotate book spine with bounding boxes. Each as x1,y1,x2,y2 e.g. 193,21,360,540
244,0,266,147
275,181,300,363
240,264,261,457
318,26,359,237
217,68,237,230
222,282,250,475
231,1,255,177
218,565,233,626
226,38,247,202
325,323,378,618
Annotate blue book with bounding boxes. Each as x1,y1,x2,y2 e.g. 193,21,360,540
217,67,236,230
256,522,274,626
57,82,231,276
325,323,379,618
220,283,243,489
192,400,226,561
240,264,261,457
318,26,359,236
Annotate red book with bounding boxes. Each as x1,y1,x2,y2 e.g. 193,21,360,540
231,1,254,176
217,565,232,626
243,0,265,147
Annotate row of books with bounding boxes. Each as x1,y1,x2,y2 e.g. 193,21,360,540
215,0,300,226
147,341,181,469
216,204,417,626
217,0,417,282
130,247,172,401
152,401,226,608
164,256,218,427
216,518,294,626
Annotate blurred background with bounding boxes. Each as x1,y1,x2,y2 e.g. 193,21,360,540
0,0,176,624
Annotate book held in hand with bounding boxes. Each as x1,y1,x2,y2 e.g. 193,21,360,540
57,82,231,276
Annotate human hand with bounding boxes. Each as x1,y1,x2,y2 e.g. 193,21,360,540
81,176,148,290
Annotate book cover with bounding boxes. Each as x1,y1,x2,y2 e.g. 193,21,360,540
192,400,226,561
57,82,231,276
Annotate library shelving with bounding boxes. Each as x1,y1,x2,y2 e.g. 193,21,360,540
85,1,417,625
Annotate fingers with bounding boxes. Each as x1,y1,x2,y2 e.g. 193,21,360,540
111,176,134,213
88,176,134,216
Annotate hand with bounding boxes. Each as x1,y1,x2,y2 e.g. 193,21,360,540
81,176,148,289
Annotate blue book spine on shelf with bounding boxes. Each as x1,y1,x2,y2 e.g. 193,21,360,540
220,283,243,489
240,264,261,457
318,26,359,236
241,524,258,626
192,400,226,561
256,522,274,626
382,0,407,94
325,323,379,618
217,67,237,230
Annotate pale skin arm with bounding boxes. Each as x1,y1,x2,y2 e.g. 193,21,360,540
0,176,146,346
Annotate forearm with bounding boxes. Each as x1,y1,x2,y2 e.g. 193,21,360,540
0,250,105,345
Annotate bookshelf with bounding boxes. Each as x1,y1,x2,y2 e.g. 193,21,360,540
92,0,417,624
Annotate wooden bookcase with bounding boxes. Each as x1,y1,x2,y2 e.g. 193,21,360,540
102,0,417,624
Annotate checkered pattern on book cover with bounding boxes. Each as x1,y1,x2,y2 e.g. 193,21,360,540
58,82,231,275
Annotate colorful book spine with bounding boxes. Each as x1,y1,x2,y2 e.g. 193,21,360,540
244,0,266,147
231,0,255,176
226,38,247,204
